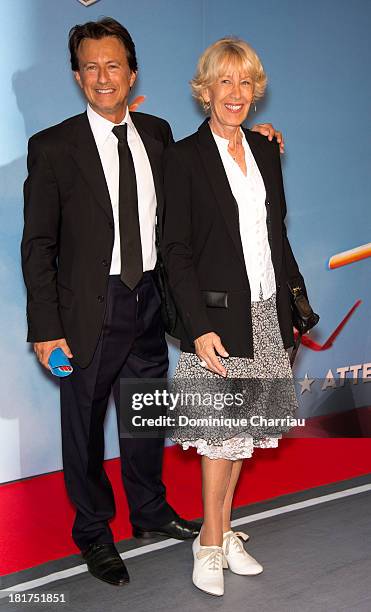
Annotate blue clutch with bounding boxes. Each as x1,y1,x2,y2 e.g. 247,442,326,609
48,347,73,377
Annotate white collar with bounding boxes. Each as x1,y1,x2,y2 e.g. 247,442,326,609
87,104,136,147
211,126,245,148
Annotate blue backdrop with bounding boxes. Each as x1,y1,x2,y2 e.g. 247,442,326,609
1,0,370,482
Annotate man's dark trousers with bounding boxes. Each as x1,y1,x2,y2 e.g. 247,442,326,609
60,272,176,551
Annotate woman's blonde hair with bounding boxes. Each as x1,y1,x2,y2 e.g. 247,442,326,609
191,37,267,110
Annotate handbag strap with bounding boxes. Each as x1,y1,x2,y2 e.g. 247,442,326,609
290,331,302,366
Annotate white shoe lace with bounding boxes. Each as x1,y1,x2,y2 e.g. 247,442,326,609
196,547,223,571
223,531,249,556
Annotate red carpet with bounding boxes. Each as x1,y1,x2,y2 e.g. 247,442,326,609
1,438,371,575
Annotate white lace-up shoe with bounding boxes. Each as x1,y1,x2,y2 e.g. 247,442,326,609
222,531,263,575
192,534,224,596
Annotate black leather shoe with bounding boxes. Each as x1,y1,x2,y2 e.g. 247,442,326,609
82,543,130,586
132,515,201,540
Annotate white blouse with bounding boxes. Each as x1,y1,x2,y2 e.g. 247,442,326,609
212,129,276,302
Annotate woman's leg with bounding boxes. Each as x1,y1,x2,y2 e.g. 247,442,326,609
200,457,233,546
222,459,243,533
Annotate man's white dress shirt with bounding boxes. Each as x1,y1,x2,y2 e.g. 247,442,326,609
87,104,157,275
212,129,276,302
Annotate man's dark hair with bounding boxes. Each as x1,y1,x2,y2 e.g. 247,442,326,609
68,17,138,72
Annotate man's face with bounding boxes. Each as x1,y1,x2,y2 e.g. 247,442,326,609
74,36,136,123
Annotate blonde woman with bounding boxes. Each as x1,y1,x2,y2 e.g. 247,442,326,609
163,38,314,596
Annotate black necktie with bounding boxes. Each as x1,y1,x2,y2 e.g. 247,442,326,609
112,124,143,290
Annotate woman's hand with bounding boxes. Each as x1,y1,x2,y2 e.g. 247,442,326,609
251,123,285,154
194,332,229,377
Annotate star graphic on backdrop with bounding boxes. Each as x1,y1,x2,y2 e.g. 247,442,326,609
298,373,315,394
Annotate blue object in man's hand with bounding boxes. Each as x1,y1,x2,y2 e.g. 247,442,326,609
48,347,73,377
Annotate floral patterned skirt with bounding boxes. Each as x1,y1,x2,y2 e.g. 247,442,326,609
170,292,298,460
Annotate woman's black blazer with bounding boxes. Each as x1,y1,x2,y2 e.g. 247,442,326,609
162,118,308,357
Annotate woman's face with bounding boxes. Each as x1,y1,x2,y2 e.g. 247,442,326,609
203,66,254,129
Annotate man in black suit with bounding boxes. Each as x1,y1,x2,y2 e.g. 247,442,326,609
21,17,282,586
21,17,200,587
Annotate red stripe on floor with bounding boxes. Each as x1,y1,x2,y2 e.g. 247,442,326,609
1,438,371,575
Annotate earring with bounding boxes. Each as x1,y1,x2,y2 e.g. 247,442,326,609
253,101,257,113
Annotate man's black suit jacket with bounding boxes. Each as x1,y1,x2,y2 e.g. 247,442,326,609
21,111,173,368
162,119,308,357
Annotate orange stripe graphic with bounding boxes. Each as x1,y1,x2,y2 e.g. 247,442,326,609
329,243,371,269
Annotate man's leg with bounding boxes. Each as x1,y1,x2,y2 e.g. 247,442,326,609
112,272,200,539
60,277,136,551
112,272,175,528
60,341,115,551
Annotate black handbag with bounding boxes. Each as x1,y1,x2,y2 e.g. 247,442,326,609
288,283,319,364
288,283,320,335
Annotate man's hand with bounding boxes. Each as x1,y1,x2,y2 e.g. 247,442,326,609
194,332,228,377
33,338,73,370
251,123,285,154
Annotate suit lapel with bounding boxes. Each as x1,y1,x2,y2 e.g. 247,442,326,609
196,119,245,265
69,113,113,223
243,128,274,202
243,128,282,279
